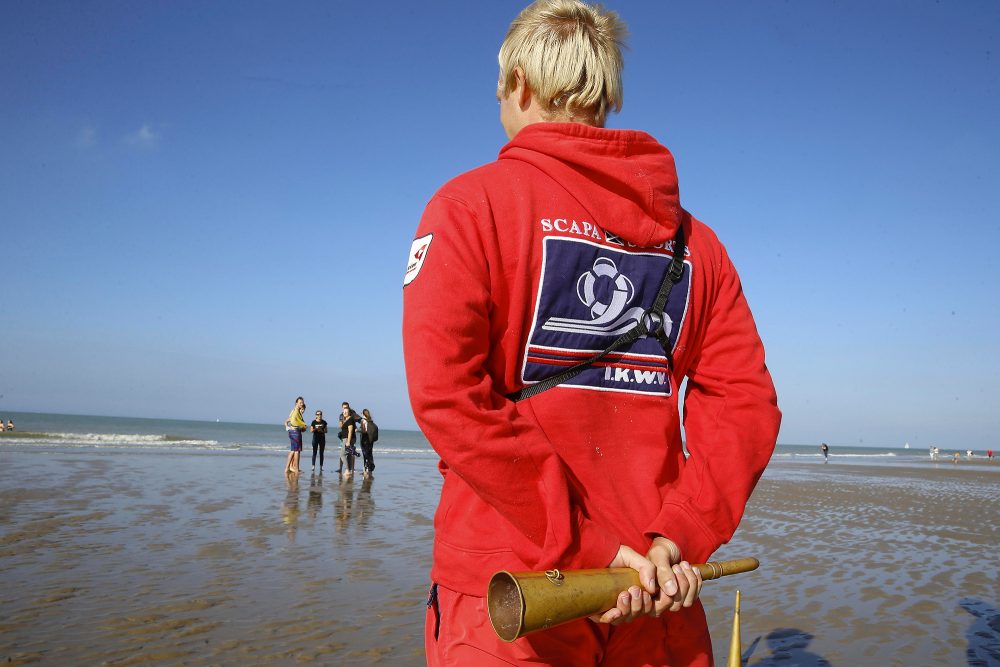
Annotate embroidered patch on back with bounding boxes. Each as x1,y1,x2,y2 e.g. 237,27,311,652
521,237,691,396
404,233,433,287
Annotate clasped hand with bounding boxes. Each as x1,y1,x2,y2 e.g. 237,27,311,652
589,537,703,625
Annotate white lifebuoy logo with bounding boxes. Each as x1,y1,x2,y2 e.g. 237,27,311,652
542,257,671,338
403,233,433,286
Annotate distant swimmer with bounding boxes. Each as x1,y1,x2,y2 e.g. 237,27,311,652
6,420,12,431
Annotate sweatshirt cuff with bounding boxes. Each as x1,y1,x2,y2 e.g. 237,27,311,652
644,501,719,564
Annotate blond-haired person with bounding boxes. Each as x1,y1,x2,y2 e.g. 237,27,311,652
403,1,780,664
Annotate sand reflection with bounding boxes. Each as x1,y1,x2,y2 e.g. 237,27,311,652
307,472,323,519
332,474,378,535
356,476,376,529
282,472,300,542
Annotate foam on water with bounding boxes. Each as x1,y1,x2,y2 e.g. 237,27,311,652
772,451,897,458
0,431,221,449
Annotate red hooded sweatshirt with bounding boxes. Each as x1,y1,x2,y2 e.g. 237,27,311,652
403,123,780,602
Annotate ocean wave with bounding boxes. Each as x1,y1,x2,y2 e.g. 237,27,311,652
377,447,437,456
772,451,898,458
0,431,436,455
0,431,220,449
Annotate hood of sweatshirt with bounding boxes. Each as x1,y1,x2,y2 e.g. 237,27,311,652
498,122,682,247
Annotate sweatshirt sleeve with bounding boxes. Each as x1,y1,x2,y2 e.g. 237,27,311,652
403,193,620,570
644,242,781,563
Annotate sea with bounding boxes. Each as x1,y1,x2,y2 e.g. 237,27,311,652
0,411,436,459
0,410,985,469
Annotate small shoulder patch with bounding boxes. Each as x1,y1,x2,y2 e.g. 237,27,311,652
403,233,433,286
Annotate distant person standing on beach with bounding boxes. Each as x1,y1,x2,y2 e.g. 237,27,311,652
5,420,11,431
403,1,780,662
359,408,378,477
988,449,994,461
338,404,357,478
821,442,829,462
284,396,307,474
310,409,328,473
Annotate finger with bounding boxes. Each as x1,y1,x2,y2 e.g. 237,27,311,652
642,589,654,616
606,591,631,625
669,564,689,612
652,590,667,617
656,562,678,597
652,564,676,616
680,562,702,607
627,586,644,619
625,551,658,595
612,545,658,595
589,607,623,624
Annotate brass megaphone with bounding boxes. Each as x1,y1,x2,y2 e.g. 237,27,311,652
488,557,758,642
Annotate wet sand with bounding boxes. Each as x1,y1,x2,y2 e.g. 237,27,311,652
1,451,997,665
703,462,1000,666
0,452,436,665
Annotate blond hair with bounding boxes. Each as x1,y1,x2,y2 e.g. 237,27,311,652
498,0,627,125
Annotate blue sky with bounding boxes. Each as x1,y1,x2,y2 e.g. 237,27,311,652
1,1,997,448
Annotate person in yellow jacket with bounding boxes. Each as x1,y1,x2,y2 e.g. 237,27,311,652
284,396,307,474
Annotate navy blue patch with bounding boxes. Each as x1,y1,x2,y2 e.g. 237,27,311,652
521,237,691,396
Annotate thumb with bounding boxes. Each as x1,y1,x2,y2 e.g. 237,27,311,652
612,545,657,595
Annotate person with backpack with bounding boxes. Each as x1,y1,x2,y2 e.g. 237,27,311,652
337,402,361,478
360,408,379,477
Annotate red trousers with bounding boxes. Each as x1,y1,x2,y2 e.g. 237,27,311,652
424,584,713,666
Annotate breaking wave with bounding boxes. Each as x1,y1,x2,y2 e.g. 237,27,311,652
0,431,437,455
0,431,223,450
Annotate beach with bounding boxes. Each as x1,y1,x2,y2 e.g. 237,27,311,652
1,420,998,665
0,449,436,665
702,462,999,666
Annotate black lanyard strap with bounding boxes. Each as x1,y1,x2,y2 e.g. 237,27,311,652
507,224,686,403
